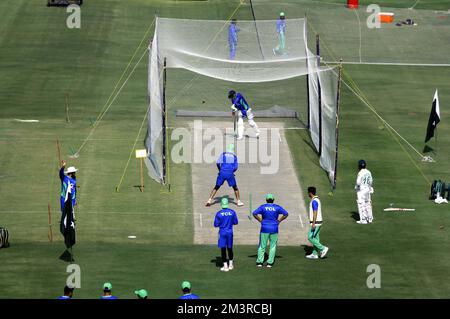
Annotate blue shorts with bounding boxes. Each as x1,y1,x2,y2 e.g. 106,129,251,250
218,232,234,248
216,173,237,188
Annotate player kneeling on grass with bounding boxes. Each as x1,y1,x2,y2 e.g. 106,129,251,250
214,197,239,272
355,159,374,224
206,144,244,207
306,186,329,260
228,90,261,140
252,194,288,268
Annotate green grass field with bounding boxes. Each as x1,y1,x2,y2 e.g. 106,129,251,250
1,0,450,299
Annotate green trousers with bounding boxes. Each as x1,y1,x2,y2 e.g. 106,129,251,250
274,31,286,55
308,224,324,256
257,232,278,264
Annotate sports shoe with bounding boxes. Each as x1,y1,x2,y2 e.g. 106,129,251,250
205,198,213,207
305,254,319,259
320,246,329,259
256,263,263,267
266,263,273,268
220,265,229,272
368,218,373,223
228,261,234,270
356,220,368,224
237,200,244,207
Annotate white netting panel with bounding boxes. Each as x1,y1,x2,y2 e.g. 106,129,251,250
156,17,313,82
318,67,339,185
146,17,340,187
144,24,164,183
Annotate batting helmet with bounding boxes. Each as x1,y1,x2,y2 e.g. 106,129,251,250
228,90,236,99
358,159,366,169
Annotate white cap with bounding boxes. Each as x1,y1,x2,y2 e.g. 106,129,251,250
65,166,78,174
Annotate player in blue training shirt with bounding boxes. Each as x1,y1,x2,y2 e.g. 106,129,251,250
252,194,289,267
214,197,239,272
179,281,200,299
100,282,118,299
205,144,244,207
57,285,74,299
59,160,78,216
273,12,287,56
228,90,260,140
228,19,240,60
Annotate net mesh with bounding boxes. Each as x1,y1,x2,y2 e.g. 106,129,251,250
146,17,340,186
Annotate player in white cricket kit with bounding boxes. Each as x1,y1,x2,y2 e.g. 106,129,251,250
355,159,374,224
228,90,260,140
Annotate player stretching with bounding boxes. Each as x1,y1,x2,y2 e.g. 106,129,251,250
214,197,239,272
205,144,244,207
355,159,374,224
228,90,261,139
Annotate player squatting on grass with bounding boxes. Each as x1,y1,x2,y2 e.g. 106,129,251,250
206,143,244,207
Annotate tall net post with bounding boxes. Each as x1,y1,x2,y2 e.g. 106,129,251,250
333,59,343,189
316,34,322,156
162,57,167,185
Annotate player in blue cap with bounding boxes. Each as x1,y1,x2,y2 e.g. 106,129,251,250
252,194,288,267
205,143,244,207
228,90,260,140
214,197,239,272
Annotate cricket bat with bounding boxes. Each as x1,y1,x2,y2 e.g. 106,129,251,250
383,208,415,212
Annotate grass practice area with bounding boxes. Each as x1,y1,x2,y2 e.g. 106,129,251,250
1,0,450,299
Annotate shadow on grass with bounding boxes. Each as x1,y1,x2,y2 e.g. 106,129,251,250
59,249,74,262
350,211,359,221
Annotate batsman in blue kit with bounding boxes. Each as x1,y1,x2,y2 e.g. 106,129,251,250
205,144,244,207
228,90,260,140
228,19,240,60
214,197,239,272
252,194,288,267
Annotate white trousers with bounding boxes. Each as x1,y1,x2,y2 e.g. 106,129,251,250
356,188,373,222
236,109,260,139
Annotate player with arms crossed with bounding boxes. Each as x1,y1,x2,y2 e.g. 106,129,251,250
214,197,239,272
355,159,374,224
228,90,261,140
206,144,244,207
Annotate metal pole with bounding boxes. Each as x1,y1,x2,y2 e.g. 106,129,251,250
333,59,343,189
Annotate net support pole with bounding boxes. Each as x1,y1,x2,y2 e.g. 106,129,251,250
304,15,310,129
316,34,322,156
333,59,343,189
162,57,167,185
249,0,265,60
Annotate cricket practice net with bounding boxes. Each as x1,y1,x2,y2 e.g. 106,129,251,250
145,17,340,187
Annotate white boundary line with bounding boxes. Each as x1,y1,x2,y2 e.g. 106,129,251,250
324,61,450,67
